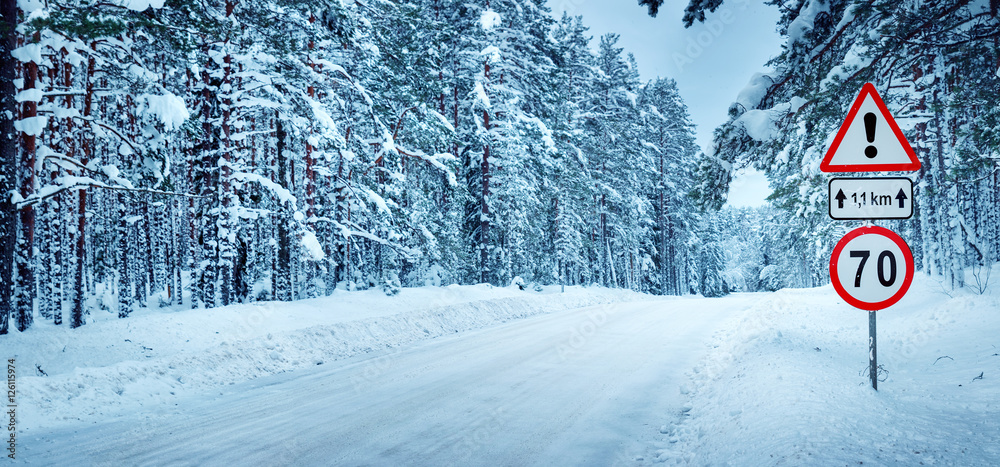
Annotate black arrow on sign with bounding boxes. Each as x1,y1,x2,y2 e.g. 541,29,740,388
835,189,847,209
895,189,908,208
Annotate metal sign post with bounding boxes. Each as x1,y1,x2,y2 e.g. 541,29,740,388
821,83,921,391
869,310,877,390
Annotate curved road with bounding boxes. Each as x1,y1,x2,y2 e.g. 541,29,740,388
22,295,761,466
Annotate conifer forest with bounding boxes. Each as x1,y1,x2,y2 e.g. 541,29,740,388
1,0,999,336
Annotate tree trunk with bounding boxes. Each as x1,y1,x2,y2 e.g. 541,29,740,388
70,50,94,328
117,193,133,318
480,61,491,285
332,124,350,289
218,38,234,307
71,183,86,328
274,112,292,301
199,53,217,309
14,32,38,331
0,0,17,335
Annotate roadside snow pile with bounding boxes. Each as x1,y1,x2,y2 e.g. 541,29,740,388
6,284,651,431
654,270,1000,465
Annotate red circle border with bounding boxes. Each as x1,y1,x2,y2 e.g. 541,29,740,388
829,226,915,311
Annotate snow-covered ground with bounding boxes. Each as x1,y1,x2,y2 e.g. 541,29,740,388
5,270,1000,465
652,269,1000,465
8,284,728,465
5,284,650,432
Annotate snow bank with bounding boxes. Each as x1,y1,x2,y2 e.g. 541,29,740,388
653,270,1000,465
6,285,651,430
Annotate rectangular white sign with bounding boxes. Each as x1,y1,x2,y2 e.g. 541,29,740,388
828,177,913,220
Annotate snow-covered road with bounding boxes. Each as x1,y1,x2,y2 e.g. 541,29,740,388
20,294,762,466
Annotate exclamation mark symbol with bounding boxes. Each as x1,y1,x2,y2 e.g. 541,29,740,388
864,112,878,159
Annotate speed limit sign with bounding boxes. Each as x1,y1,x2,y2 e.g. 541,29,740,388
830,225,914,311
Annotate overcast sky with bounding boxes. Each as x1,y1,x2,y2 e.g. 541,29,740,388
548,0,783,207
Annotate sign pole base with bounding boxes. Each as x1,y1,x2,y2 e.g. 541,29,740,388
869,310,877,390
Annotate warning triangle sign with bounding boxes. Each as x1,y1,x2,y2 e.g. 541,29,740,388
820,83,921,173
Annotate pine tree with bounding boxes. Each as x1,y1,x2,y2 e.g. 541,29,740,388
697,217,728,297
1,0,721,340
675,0,1000,288
639,78,699,294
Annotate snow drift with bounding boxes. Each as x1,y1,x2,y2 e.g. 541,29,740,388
6,285,650,431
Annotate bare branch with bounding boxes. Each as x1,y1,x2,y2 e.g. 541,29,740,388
17,181,205,210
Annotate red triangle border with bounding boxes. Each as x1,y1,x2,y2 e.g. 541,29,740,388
820,82,921,173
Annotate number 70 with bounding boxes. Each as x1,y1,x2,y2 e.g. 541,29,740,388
849,250,897,287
